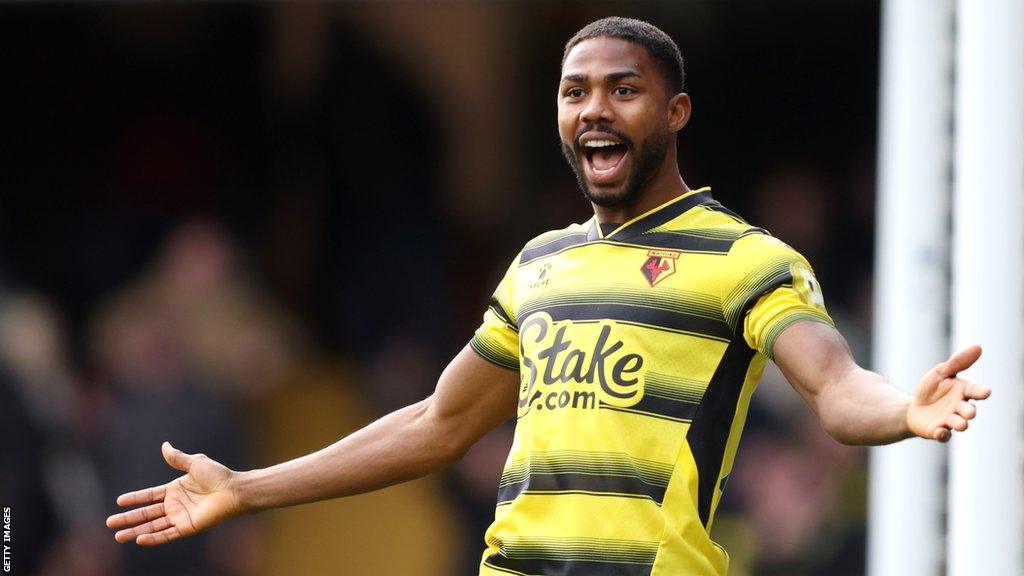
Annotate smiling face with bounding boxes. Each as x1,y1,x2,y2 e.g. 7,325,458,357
558,36,690,212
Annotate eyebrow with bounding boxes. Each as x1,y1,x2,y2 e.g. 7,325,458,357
560,70,642,84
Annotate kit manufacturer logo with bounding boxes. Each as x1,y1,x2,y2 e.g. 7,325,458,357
530,262,553,289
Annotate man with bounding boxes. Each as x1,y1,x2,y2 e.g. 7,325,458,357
107,17,990,575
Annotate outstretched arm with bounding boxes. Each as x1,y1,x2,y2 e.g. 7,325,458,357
107,344,519,545
773,320,991,445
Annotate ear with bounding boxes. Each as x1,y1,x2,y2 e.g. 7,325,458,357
667,93,691,133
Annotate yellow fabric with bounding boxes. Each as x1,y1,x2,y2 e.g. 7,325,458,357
723,233,833,358
471,188,832,576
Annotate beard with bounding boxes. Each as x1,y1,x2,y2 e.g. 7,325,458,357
561,124,670,209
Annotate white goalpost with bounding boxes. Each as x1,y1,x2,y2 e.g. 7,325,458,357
868,2,954,575
948,0,1024,574
871,1,1024,575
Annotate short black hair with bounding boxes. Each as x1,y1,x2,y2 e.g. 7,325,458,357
562,17,685,94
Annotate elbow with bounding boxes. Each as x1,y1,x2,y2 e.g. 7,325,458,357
440,438,473,466
806,375,856,445
413,396,475,466
816,412,844,444
814,393,858,446
821,420,860,446
806,366,888,444
817,402,879,446
435,431,477,469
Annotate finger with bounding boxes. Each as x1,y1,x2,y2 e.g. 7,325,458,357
955,400,977,420
963,380,992,400
116,485,166,507
933,426,951,442
936,345,983,378
115,517,172,544
162,441,201,473
947,414,969,432
106,503,165,529
137,526,184,546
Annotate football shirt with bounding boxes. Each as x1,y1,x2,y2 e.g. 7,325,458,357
472,188,832,575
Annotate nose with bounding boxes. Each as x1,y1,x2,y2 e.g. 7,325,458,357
580,90,614,125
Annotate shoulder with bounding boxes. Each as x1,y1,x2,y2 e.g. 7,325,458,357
649,191,756,234
727,228,806,264
519,221,591,265
645,196,766,255
670,196,799,260
679,198,811,286
522,221,590,250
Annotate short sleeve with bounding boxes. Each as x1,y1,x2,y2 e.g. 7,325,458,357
470,253,521,371
720,233,834,359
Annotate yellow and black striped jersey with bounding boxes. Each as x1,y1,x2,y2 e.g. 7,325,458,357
470,187,832,576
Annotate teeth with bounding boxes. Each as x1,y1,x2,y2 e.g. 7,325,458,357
583,139,620,148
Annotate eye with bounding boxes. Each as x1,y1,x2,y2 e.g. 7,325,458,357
613,86,636,96
565,87,585,99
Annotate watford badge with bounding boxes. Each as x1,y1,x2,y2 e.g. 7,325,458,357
641,250,680,287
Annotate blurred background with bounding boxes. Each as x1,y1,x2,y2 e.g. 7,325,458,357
1,2,879,575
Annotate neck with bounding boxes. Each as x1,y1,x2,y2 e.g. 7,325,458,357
591,148,690,224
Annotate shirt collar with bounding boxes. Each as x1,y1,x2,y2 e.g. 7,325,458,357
586,187,713,242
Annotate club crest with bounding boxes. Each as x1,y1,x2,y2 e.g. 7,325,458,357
641,250,680,287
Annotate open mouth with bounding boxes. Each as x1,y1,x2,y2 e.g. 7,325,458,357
581,137,630,185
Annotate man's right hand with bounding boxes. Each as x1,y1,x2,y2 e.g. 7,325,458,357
106,345,519,546
107,441,242,546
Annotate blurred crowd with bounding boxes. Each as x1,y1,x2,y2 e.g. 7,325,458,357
2,3,880,575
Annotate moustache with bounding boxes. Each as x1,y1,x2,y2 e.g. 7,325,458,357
573,124,634,152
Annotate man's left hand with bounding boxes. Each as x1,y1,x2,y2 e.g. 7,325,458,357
907,345,991,442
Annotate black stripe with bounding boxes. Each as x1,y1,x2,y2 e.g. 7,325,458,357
521,232,588,263
520,193,745,264
612,191,712,240
485,555,653,576
490,298,517,329
601,393,699,423
624,225,768,254
523,303,733,341
470,336,520,371
686,339,756,527
733,274,793,335
497,471,667,506
482,562,531,576
620,231,736,254
702,200,748,224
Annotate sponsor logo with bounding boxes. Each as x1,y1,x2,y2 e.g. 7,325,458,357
641,250,679,287
518,312,645,415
